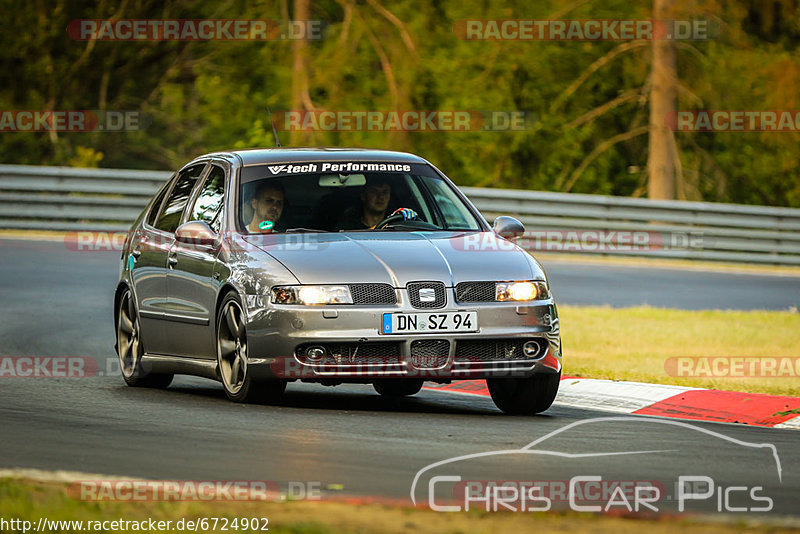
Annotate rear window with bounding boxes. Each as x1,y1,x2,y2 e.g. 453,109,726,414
154,164,206,233
146,177,173,228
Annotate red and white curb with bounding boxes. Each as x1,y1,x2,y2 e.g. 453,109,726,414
424,377,800,429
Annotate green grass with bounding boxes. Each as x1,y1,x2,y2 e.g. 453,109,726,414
560,305,800,396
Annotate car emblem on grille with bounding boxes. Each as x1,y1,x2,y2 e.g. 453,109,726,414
418,288,436,303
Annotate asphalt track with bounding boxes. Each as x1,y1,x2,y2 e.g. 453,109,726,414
1,238,799,518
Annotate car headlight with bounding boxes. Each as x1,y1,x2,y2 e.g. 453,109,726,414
495,281,549,301
271,285,353,305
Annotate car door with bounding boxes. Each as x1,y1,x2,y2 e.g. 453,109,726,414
164,162,227,359
133,162,207,356
130,176,174,356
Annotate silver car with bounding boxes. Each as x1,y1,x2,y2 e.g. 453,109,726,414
114,148,562,414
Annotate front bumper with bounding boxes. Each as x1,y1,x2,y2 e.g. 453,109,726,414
245,294,562,381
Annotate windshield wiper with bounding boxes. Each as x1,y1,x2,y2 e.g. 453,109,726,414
379,222,442,231
285,227,329,233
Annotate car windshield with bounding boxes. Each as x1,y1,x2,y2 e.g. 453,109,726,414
238,162,483,233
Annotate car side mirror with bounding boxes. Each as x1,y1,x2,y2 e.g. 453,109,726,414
175,221,217,246
493,216,525,239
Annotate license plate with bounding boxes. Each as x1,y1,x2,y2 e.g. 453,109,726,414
381,311,478,334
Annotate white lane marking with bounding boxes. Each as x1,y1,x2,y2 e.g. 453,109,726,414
553,378,699,413
425,377,699,413
0,232,68,242
775,415,800,430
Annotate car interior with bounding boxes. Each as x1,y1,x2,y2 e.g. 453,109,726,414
239,173,438,232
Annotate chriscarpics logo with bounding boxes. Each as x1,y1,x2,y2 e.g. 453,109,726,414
411,417,782,515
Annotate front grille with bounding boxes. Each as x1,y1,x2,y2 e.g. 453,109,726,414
296,342,401,365
454,339,547,362
409,339,449,368
455,281,495,302
407,281,446,309
349,283,396,305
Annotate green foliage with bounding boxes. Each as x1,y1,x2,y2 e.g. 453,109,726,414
0,0,798,206
67,146,103,168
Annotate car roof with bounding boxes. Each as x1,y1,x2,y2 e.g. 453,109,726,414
198,147,429,167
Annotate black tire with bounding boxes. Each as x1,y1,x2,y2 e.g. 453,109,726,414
116,288,173,388
373,379,424,397
217,291,286,404
487,372,561,415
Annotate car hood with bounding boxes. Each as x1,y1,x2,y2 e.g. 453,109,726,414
243,231,542,286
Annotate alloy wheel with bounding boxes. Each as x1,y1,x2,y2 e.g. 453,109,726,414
117,291,141,378
218,300,248,394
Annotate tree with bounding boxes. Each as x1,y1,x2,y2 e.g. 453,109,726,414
290,0,313,146
647,0,679,199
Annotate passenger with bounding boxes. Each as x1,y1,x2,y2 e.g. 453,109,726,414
247,182,285,233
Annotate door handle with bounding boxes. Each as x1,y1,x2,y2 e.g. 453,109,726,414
168,255,178,267
132,248,142,258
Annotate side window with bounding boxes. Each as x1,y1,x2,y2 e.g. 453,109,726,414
155,164,206,233
189,165,225,232
146,175,174,228
420,176,478,229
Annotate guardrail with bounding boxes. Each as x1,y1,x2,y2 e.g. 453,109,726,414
1,163,799,265
463,187,800,265
0,164,170,232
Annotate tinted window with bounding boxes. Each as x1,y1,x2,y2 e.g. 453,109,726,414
190,165,225,232
146,175,174,227
155,164,206,233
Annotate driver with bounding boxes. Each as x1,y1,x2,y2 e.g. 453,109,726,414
335,177,392,230
246,182,285,233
